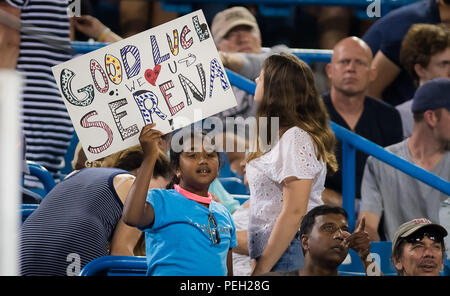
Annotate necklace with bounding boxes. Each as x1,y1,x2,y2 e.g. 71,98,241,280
174,184,212,204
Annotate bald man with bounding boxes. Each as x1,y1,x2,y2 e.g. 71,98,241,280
321,37,403,212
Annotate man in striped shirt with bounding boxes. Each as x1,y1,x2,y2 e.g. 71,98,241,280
3,0,74,187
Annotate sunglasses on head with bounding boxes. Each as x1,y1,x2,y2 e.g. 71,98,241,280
405,230,444,244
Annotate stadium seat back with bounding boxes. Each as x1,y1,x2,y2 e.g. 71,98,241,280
219,177,249,195
338,241,397,276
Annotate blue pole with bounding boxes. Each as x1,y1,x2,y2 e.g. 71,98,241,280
342,142,356,231
225,69,256,95
330,122,450,196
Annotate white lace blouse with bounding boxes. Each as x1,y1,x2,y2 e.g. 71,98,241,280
246,126,326,259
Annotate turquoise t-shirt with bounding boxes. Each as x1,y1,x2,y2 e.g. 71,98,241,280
141,189,237,276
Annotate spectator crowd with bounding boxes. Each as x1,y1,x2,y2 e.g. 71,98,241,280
0,0,449,276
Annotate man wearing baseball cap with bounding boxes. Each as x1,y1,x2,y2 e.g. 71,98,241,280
391,218,447,276
359,78,450,248
411,77,450,115
211,6,262,55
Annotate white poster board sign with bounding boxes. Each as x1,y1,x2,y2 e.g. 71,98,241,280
52,10,237,161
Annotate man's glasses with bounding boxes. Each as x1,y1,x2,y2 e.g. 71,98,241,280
208,211,221,245
405,231,444,244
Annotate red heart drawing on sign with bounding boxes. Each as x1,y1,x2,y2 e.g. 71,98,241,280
144,64,161,86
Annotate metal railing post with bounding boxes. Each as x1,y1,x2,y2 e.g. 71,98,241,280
342,141,356,231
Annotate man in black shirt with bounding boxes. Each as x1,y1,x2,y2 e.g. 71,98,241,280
322,37,403,210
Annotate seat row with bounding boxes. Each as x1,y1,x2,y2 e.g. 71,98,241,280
77,242,450,276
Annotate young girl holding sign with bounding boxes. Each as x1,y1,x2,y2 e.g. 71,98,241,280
123,124,236,276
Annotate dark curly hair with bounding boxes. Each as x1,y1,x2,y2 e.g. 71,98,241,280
400,23,450,86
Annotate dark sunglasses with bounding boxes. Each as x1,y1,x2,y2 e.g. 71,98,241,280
208,211,221,245
405,231,444,244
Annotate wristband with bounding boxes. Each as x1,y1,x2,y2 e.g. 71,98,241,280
97,27,111,42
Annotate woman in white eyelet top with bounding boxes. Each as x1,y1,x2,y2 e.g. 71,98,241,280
246,53,338,275
246,126,327,260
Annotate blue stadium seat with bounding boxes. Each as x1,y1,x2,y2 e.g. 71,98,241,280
21,204,39,210
20,204,39,223
61,131,79,177
232,194,250,205
80,256,147,276
21,186,42,204
370,241,397,275
338,270,365,276
27,161,56,197
338,241,397,276
219,177,249,195
442,253,449,276
218,152,244,180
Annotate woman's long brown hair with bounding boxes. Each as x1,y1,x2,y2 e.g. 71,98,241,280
247,53,338,175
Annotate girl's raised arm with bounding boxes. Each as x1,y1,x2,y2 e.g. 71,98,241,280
122,124,162,228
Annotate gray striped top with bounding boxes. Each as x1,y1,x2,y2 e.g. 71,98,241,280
7,0,74,187
19,168,129,276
